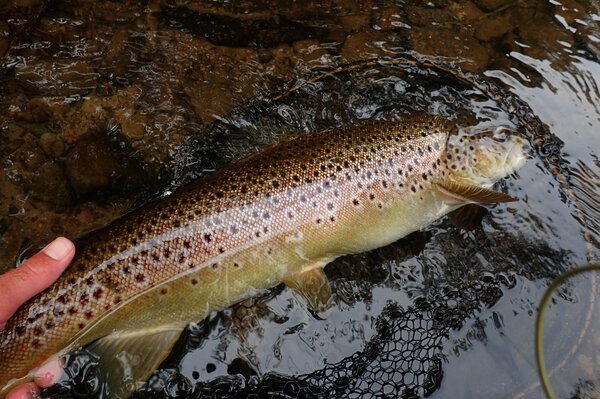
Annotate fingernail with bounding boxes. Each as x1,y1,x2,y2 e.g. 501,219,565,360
43,237,74,261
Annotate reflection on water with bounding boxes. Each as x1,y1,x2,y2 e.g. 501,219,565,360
1,0,599,398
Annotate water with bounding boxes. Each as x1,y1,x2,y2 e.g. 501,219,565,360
1,1,599,398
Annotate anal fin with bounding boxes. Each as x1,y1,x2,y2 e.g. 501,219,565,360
284,266,332,316
87,324,184,399
434,180,517,205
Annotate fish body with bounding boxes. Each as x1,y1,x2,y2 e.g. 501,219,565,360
0,115,528,397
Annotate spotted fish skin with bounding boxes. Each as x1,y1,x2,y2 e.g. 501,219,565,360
0,115,526,393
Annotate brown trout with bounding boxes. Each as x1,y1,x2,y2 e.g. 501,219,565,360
0,115,528,397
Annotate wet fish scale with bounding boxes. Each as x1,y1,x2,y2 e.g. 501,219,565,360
0,115,524,394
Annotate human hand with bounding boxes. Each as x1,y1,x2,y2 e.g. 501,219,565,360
1,237,74,399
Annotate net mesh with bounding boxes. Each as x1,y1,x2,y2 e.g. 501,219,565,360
126,275,510,399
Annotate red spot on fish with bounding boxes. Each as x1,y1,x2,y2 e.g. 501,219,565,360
68,307,77,315
93,288,103,299
184,240,191,249
33,327,43,336
84,311,93,319
136,273,145,282
45,320,55,329
78,323,85,330
152,253,160,261
32,339,40,349
114,297,122,305
160,288,168,295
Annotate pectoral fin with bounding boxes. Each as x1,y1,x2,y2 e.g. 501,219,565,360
284,267,332,315
434,181,517,205
448,204,488,231
87,324,184,399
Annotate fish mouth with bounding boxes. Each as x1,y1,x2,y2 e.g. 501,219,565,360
502,132,530,173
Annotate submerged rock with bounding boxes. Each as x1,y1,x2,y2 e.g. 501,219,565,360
410,26,490,72
65,133,150,199
15,60,99,96
28,161,72,207
475,11,514,42
473,0,514,12
39,133,66,159
161,4,329,48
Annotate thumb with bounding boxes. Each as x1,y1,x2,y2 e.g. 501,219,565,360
0,237,75,329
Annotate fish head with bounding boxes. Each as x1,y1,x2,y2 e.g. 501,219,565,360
445,126,530,186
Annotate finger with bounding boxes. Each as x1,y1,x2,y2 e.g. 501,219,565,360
0,237,75,328
33,359,64,388
5,382,39,399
